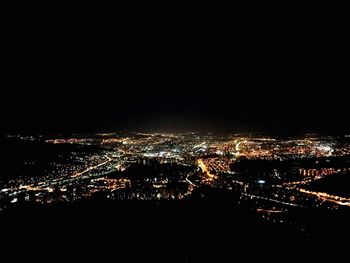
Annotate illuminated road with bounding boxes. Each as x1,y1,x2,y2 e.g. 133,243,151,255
297,188,350,207
242,193,303,208
71,156,112,178
256,208,284,213
197,159,217,179
185,168,200,187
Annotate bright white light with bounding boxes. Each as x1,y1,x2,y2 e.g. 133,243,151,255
257,180,266,184
320,146,331,151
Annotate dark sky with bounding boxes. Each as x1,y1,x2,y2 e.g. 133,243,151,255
1,15,349,135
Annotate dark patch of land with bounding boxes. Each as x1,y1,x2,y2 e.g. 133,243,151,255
1,189,349,262
306,172,350,198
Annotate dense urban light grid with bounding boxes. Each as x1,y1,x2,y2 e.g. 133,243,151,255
2,132,349,236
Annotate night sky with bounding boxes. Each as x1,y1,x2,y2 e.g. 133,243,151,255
1,17,349,135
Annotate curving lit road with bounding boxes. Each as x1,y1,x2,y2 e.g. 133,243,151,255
197,159,217,179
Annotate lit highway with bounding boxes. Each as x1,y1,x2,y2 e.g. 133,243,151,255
186,168,200,187
71,156,113,178
297,188,350,207
197,159,217,179
242,193,303,208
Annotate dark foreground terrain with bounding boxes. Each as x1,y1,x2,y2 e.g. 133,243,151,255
2,194,349,263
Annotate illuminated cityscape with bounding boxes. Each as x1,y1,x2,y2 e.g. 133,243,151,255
3,10,350,261
2,133,349,233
